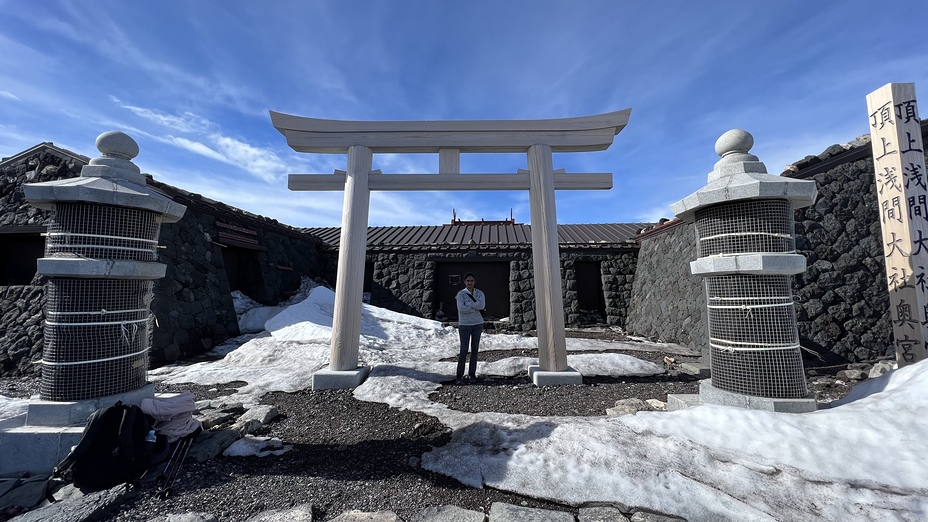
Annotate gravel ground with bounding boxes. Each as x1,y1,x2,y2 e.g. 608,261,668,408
0,332,861,522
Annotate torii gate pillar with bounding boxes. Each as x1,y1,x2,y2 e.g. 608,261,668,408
271,109,631,388
329,145,372,371
527,144,569,378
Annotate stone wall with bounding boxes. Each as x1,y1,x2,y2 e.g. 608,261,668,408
0,286,45,375
783,135,928,362
152,212,239,365
143,203,326,366
0,151,75,376
368,253,435,318
561,252,638,328
0,146,325,376
512,252,639,330
625,138,928,364
788,156,892,363
625,222,708,357
508,253,535,331
599,252,639,327
367,250,639,331
0,150,81,227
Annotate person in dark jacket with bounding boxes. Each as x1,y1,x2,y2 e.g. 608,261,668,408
455,272,486,384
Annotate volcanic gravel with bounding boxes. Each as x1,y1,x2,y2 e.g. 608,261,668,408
0,336,860,522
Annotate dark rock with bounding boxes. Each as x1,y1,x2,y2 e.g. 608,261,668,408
408,504,486,522
579,506,631,522
9,485,136,522
489,502,574,521
0,475,47,514
186,429,240,463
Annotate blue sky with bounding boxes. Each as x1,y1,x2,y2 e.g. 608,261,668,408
1,1,926,228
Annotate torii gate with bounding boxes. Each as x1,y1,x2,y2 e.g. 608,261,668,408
270,109,631,389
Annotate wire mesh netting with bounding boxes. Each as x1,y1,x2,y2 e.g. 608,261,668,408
46,203,162,261
695,200,794,257
710,346,807,398
705,274,808,398
41,278,153,401
706,275,799,348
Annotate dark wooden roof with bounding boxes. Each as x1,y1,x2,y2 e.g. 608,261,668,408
144,177,319,243
1,142,89,166
304,223,649,252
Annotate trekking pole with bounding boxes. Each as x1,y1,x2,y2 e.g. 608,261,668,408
157,431,198,499
155,438,184,492
158,437,191,499
156,437,187,499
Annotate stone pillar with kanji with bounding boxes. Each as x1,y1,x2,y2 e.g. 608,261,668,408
866,82,928,367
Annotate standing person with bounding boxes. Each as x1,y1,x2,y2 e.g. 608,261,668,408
455,272,486,384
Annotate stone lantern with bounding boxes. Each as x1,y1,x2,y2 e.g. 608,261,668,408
23,131,186,401
668,130,818,412
1,131,185,475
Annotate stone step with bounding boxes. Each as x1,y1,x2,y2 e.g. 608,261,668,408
666,394,701,412
0,425,84,475
25,384,155,427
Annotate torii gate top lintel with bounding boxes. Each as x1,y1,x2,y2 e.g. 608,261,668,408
269,109,631,154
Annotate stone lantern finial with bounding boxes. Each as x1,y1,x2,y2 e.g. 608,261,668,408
711,129,762,178
84,131,144,184
715,129,754,158
95,130,140,160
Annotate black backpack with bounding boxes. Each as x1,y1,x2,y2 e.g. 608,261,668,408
53,401,158,492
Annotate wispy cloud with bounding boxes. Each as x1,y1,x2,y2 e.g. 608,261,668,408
164,136,227,163
112,102,289,184
0,91,20,102
373,153,432,174
152,133,289,184
210,134,289,183
115,99,211,134
14,4,265,116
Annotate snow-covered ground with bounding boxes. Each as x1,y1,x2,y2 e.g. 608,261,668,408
3,285,925,520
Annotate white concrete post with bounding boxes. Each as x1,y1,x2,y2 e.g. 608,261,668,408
866,82,928,367
438,148,460,174
527,144,568,372
329,145,373,371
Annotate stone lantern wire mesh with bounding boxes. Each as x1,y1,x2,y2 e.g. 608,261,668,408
46,203,162,262
704,275,807,398
40,278,153,401
696,200,795,257
706,275,799,350
710,345,808,398
694,197,808,399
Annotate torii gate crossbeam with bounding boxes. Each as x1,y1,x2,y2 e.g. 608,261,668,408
271,109,631,389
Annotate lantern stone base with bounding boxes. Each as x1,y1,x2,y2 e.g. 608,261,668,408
0,384,156,475
527,365,582,386
311,366,371,390
668,380,817,413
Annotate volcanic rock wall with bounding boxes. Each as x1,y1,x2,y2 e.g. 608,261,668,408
624,136,928,364
0,147,324,376
625,221,708,357
366,250,639,330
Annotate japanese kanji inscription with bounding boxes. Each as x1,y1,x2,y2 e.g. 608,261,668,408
867,83,928,366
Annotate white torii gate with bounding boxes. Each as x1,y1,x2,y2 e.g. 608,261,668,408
270,109,631,389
